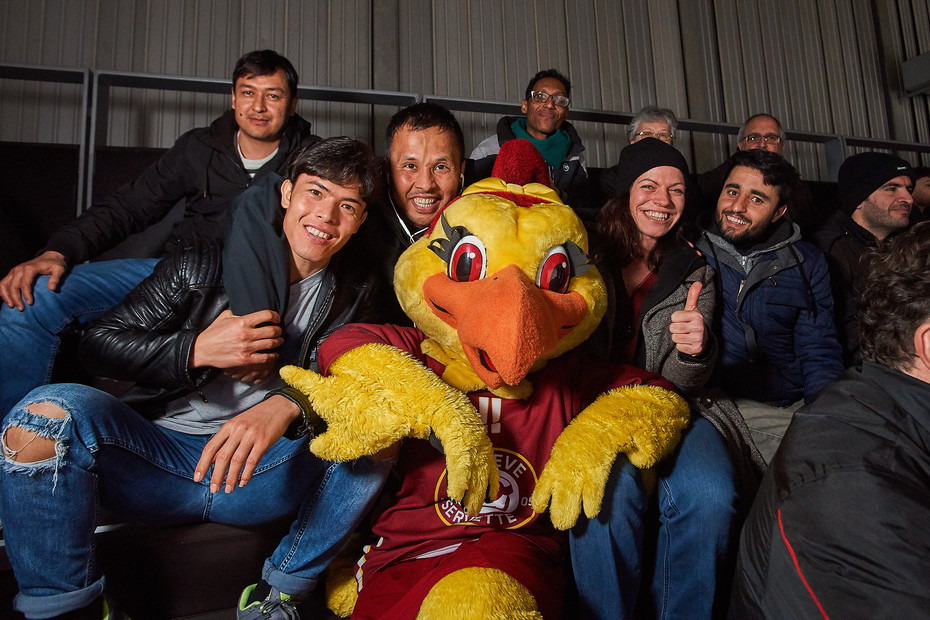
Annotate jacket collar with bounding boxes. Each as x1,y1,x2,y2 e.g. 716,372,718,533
838,211,879,247
860,361,930,437
497,115,585,158
700,217,800,273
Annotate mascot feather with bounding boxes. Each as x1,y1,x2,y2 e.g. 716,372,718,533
280,139,689,619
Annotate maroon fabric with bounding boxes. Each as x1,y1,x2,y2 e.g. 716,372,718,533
350,531,567,620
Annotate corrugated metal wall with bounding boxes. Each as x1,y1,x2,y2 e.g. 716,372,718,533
1,0,928,179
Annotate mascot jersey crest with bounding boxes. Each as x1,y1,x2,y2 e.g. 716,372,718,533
281,139,690,619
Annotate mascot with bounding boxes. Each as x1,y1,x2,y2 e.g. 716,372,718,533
281,140,690,619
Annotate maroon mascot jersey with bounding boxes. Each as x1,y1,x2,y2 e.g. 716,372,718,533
319,323,674,618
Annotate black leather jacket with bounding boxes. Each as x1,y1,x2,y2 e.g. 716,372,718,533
79,239,378,419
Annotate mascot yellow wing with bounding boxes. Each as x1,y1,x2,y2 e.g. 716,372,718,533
280,344,498,516
531,384,690,530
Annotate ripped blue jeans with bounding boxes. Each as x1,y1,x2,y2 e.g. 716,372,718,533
0,383,392,619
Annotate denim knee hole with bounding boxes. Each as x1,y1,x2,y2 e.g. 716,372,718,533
1,404,71,492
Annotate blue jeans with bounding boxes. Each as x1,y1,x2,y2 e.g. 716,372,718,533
0,258,161,415
0,384,391,619
570,417,739,620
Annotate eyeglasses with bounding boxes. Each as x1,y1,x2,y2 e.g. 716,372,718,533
741,133,783,145
633,131,674,144
529,90,570,108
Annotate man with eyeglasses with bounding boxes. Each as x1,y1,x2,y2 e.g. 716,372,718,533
468,69,590,215
697,113,823,237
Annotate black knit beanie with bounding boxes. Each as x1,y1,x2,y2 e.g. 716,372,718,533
614,137,690,195
838,152,914,215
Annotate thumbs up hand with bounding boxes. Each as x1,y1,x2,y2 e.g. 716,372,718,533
669,281,708,357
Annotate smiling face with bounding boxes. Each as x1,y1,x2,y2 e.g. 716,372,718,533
716,165,787,245
280,173,367,281
520,76,569,140
853,175,914,241
394,193,605,393
389,124,463,229
231,68,296,157
628,166,686,248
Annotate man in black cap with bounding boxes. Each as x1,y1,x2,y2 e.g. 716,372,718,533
814,152,915,366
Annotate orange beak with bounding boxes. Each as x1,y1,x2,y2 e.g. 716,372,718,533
422,264,588,389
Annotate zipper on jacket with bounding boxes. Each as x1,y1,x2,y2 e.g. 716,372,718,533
298,275,336,365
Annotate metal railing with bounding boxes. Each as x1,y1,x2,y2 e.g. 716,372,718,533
3,63,928,215
0,63,91,212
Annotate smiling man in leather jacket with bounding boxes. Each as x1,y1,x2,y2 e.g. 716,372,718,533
0,138,387,620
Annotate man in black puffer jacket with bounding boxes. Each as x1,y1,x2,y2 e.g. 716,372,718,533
0,50,320,414
0,138,386,620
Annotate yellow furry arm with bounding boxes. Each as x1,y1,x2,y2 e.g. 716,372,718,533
531,384,689,530
280,343,498,514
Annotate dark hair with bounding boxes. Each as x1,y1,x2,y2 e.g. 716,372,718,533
915,166,930,181
233,50,299,99
285,137,383,207
385,102,465,162
859,221,930,371
727,149,799,207
595,190,687,271
737,113,785,141
524,69,572,101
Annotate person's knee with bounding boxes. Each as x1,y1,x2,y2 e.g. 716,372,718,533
2,401,67,464
696,470,739,521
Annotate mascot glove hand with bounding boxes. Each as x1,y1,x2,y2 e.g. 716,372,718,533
532,384,689,530
281,344,498,514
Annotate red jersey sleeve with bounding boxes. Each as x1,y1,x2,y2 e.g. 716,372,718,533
318,323,428,375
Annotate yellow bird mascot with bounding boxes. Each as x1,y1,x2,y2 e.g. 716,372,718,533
281,139,689,619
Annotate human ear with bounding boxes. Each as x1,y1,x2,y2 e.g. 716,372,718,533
280,179,293,209
913,322,930,373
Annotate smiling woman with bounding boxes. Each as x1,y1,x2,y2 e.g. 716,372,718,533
571,137,740,619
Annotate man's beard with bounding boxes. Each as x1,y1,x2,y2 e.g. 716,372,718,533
715,211,771,249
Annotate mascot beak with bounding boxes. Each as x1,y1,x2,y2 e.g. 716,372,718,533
423,264,588,389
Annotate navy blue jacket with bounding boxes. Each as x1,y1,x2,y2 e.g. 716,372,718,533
696,219,843,405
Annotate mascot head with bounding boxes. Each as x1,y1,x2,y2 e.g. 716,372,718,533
393,139,606,398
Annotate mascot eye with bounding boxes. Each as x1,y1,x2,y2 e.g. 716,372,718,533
536,245,572,293
448,235,487,282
